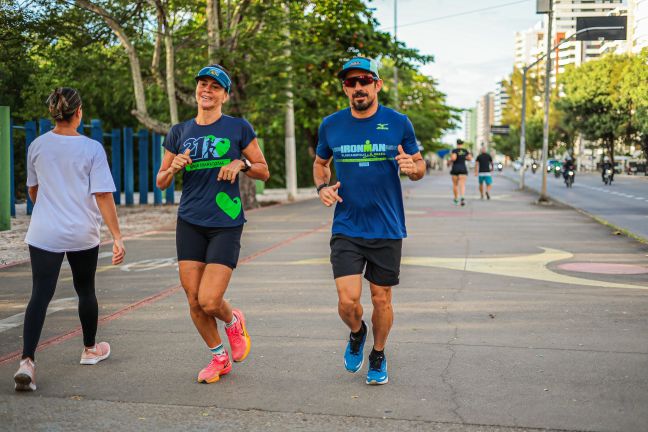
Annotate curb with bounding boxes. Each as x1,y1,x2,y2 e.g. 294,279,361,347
502,174,648,245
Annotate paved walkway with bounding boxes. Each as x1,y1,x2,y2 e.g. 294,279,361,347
1,174,647,431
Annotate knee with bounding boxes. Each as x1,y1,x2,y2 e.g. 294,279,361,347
371,292,391,309
338,298,360,315
199,298,224,316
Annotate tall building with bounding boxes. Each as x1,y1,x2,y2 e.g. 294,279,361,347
551,0,625,80
476,93,494,152
514,21,546,69
630,0,648,53
463,108,478,146
494,79,509,126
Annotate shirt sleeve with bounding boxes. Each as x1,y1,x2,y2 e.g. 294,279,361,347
26,143,38,187
315,121,333,159
240,118,257,150
401,116,419,155
163,125,179,155
90,142,117,194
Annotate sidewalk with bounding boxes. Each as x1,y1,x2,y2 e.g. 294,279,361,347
1,174,647,432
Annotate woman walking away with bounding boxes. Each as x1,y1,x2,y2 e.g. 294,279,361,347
156,64,269,384
14,87,125,392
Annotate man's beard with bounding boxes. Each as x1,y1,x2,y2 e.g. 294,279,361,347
351,91,374,111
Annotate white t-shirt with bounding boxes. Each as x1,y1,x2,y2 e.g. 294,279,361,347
25,131,116,252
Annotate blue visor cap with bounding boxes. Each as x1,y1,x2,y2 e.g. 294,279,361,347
195,66,232,93
337,57,380,80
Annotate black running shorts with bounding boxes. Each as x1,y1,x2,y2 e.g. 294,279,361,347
176,217,243,268
330,234,402,286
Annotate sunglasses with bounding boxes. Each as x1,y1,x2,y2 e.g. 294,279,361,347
342,75,376,88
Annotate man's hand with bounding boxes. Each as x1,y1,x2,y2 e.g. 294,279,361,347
217,159,245,184
319,181,343,207
170,149,192,174
396,145,416,176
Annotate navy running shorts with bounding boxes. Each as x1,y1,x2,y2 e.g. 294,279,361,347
330,234,402,286
176,217,243,268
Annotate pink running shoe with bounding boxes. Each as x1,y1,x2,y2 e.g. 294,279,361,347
225,308,251,362
14,358,36,391
197,352,232,383
80,342,111,365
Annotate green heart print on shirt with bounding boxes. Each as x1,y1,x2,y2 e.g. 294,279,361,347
206,135,231,157
216,192,242,220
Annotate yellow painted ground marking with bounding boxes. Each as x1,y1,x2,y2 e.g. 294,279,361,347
292,249,648,290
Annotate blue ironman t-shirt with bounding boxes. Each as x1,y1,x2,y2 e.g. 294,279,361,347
316,105,419,239
163,115,256,227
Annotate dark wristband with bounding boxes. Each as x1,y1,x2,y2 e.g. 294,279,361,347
316,183,328,194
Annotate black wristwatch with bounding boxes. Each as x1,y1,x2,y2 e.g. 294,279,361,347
316,183,328,194
240,158,252,172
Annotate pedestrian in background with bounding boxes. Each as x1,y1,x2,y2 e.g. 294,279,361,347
449,139,472,206
475,146,494,200
14,87,125,392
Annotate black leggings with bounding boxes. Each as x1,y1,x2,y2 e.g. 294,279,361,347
22,245,99,360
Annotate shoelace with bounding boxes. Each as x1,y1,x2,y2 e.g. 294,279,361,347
369,354,384,371
228,323,244,344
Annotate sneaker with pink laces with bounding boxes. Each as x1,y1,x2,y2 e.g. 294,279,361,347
80,341,111,365
197,352,232,383
14,358,36,391
225,308,251,362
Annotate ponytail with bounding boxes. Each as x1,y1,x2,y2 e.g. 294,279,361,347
46,87,82,122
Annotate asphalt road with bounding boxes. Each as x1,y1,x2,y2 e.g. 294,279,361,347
504,169,648,241
1,174,647,432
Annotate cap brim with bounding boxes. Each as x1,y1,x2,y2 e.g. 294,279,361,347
337,68,376,80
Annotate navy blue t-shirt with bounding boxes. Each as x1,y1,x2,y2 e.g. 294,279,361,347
164,115,256,227
316,105,419,239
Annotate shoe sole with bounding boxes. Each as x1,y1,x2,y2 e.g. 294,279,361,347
366,377,389,385
80,347,110,365
14,373,36,391
232,310,251,362
198,363,232,384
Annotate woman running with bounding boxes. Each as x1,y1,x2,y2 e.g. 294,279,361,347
156,64,269,384
14,87,125,392
450,139,472,206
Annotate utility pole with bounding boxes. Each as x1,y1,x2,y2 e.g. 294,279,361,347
539,1,553,202
393,0,399,109
284,2,297,201
519,69,528,190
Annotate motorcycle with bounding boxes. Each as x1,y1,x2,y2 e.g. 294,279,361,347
603,169,614,185
553,165,561,178
531,162,538,174
496,162,503,172
564,170,575,188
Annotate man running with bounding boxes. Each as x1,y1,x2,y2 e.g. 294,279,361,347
313,56,425,385
450,139,471,206
475,146,493,200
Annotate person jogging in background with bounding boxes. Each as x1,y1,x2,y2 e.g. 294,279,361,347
14,87,125,392
475,146,494,200
156,64,269,384
449,139,472,206
313,56,425,385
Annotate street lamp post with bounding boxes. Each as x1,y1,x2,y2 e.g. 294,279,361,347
518,6,624,195
539,4,553,202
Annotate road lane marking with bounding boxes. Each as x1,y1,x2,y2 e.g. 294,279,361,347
0,297,76,333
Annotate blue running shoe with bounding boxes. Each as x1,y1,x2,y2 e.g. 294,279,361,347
366,351,388,385
344,321,367,373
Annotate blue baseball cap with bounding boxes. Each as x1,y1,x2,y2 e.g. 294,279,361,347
195,65,232,93
337,56,380,80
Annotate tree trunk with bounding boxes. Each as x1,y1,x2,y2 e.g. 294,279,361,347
75,0,171,133
206,0,220,63
240,176,257,210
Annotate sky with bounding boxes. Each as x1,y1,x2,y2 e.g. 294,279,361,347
369,0,541,142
